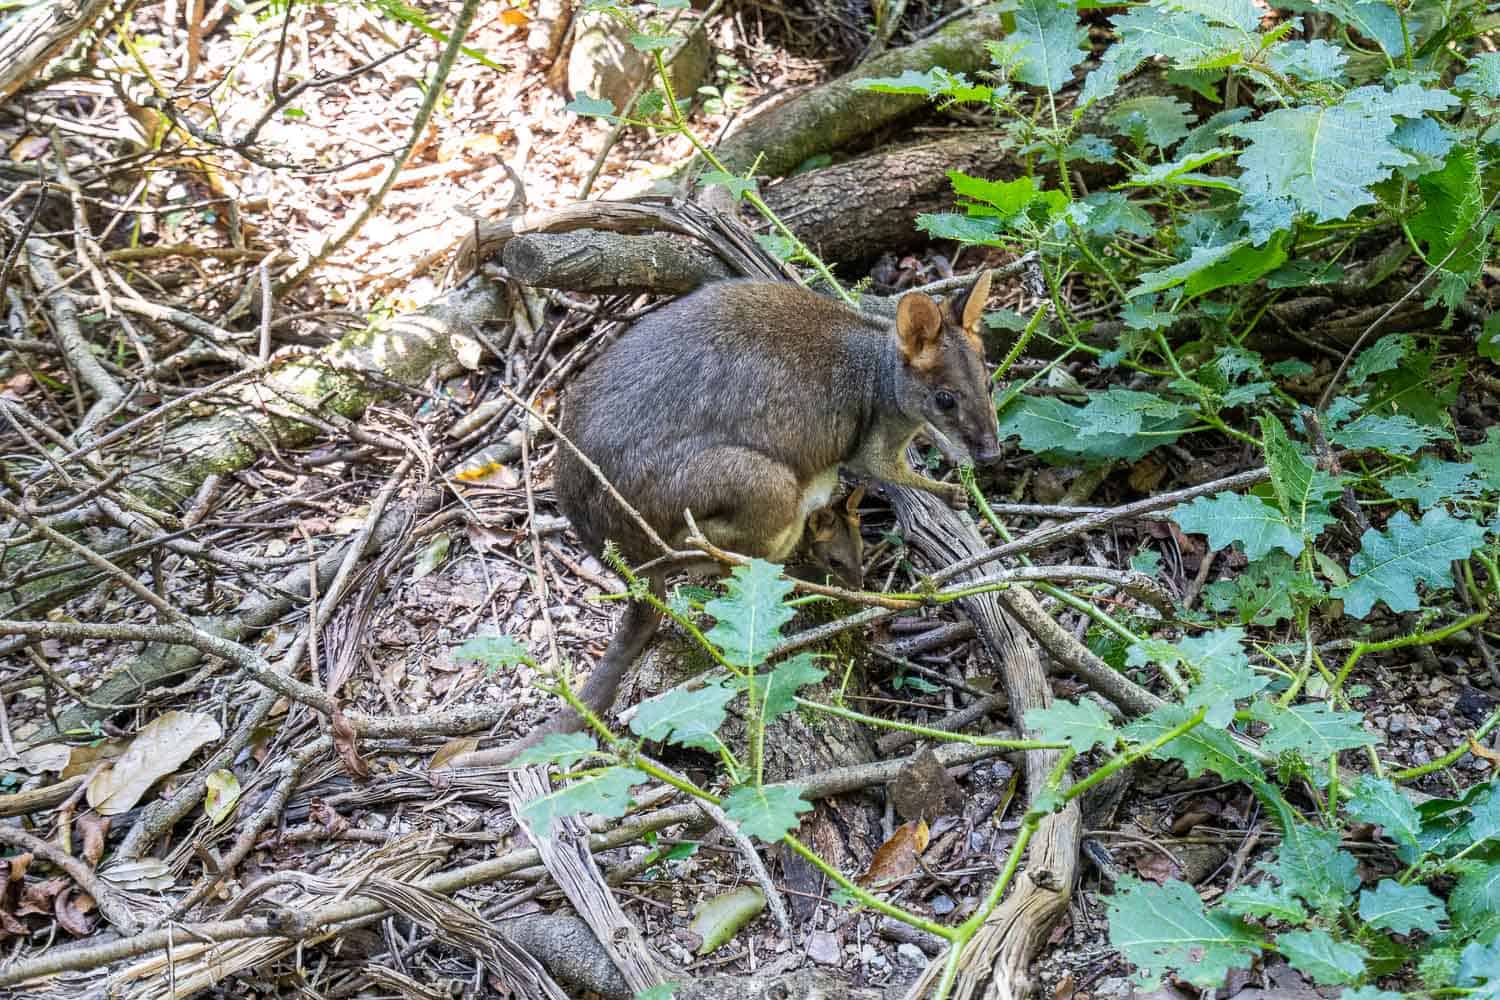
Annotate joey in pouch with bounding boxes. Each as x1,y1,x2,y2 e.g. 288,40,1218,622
507,272,1000,760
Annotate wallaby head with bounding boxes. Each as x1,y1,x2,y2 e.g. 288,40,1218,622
804,485,865,590
892,270,1002,468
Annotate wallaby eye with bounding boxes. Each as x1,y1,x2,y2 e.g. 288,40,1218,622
935,389,957,411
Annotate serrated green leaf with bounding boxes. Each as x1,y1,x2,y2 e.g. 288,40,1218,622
916,212,1005,244
1177,630,1268,727
749,653,826,724
1457,53,1500,98
1464,788,1500,845
1348,333,1411,386
1449,863,1500,943
1265,260,1344,290
1469,427,1500,490
1347,775,1424,863
1131,242,1242,297
567,92,618,119
1358,880,1445,935
1290,0,1404,59
1263,821,1360,912
1077,389,1186,438
1107,95,1195,149
855,68,947,95
1257,414,1339,542
1275,928,1366,985
998,395,1191,464
1024,698,1117,753
1011,0,1087,93
1162,0,1260,32
1123,704,1262,782
1173,492,1303,559
1105,877,1262,988
1266,39,1348,82
1330,412,1443,455
509,732,599,769
1202,551,1319,626
1079,191,1155,237
722,784,812,842
1384,456,1481,508
1410,144,1484,276
1124,147,1239,190
1335,509,1488,618
705,560,795,668
1458,937,1500,987
1250,701,1374,762
1228,91,1412,225
455,634,536,670
699,170,757,199
521,766,649,834
951,171,1054,218
1221,881,1308,923
630,683,735,750
629,32,679,52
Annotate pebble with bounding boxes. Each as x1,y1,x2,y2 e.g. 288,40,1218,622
1388,715,1408,735
806,930,841,966
897,943,927,966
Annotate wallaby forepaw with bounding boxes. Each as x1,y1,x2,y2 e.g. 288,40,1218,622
945,483,969,509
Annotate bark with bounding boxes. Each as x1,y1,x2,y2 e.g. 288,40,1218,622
0,0,136,102
503,228,733,294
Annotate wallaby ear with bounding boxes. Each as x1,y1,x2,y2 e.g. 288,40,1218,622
845,483,866,517
808,508,836,542
960,270,992,352
896,292,944,368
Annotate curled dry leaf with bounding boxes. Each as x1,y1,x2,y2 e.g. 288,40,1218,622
85,710,222,815
17,877,66,917
54,890,93,936
308,799,350,836
98,858,174,892
78,815,109,868
857,819,931,889
330,705,369,780
429,736,479,770
0,743,70,775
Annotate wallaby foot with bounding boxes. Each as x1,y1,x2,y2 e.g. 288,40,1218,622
491,576,665,766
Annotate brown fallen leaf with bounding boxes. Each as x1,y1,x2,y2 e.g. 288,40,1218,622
55,890,93,936
429,736,479,770
857,819,930,888
331,706,370,781
86,710,222,815
17,877,66,917
79,815,109,868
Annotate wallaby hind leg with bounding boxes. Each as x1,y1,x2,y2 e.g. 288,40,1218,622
678,448,803,561
491,575,665,765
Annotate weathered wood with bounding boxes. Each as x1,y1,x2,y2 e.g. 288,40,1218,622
503,229,732,294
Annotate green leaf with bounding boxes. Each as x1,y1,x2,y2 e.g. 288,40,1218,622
1221,881,1308,924
1449,863,1500,943
1168,628,1267,726
855,68,947,95
634,985,681,1000
1275,928,1367,985
1265,260,1344,290
1263,821,1360,912
1469,427,1500,490
951,171,1054,218
1285,0,1404,58
1334,509,1488,618
1410,144,1484,277
1123,704,1262,782
1078,191,1155,237
705,560,795,668
998,395,1191,464
916,212,1005,244
1266,39,1348,82
1162,0,1260,32
1228,91,1412,227
748,653,826,724
1346,775,1424,863
455,634,536,670
1107,95,1195,149
1202,551,1319,626
1330,412,1443,455
689,886,765,954
1458,937,1500,987
1025,698,1117,754
1348,333,1411,386
1456,52,1500,98
721,784,812,842
1384,456,1482,508
1011,0,1086,93
1173,492,1302,559
630,683,735,750
1124,147,1239,191
1249,701,1375,763
521,766,649,834
510,732,599,769
1481,313,1500,363
1131,241,1242,297
567,92,618,119
1104,877,1261,989
1257,414,1339,542
699,170,757,199
629,32,679,52
1077,389,1186,438
1358,880,1445,935
1464,788,1500,845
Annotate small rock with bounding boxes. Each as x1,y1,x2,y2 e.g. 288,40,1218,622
1388,715,1408,735
897,943,926,966
806,930,841,966
929,894,956,916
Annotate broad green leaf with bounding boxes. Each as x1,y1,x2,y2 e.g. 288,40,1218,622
1011,0,1087,93
1346,775,1423,863
1125,147,1239,191
1078,191,1155,237
1228,92,1411,225
1221,881,1308,923
917,213,1005,244
1288,0,1404,59
1469,427,1500,490
455,634,535,670
1162,0,1259,32
1410,145,1484,277
1265,261,1343,289
1456,53,1500,98
521,766,649,834
1384,457,1481,508
1275,928,1366,985
1257,414,1339,542
1463,788,1500,845
1249,701,1375,763
1107,95,1194,149
722,784,812,842
1172,628,1267,726
699,170,757,199
705,560,795,668
628,32,679,52
855,68,946,95
1173,492,1302,559
510,732,600,769
1202,551,1320,626
1449,863,1500,943
1025,698,1117,754
1334,509,1488,618
1105,877,1261,988
749,653,826,724
1458,938,1500,987
1077,389,1186,438
1266,39,1347,82
998,395,1191,463
689,886,765,955
567,92,618,119
1183,232,1289,298
634,985,680,1000
1330,411,1443,455
1131,242,1242,297
1263,821,1360,912
630,683,735,750
1358,880,1445,935
1123,704,1262,782
1348,333,1411,386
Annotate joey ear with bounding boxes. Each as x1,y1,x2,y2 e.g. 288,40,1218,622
896,292,944,367
960,270,992,352
845,483,866,517
808,508,836,541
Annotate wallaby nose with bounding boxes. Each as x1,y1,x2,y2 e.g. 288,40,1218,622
974,440,1003,466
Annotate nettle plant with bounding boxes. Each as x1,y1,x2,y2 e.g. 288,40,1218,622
475,0,1500,995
